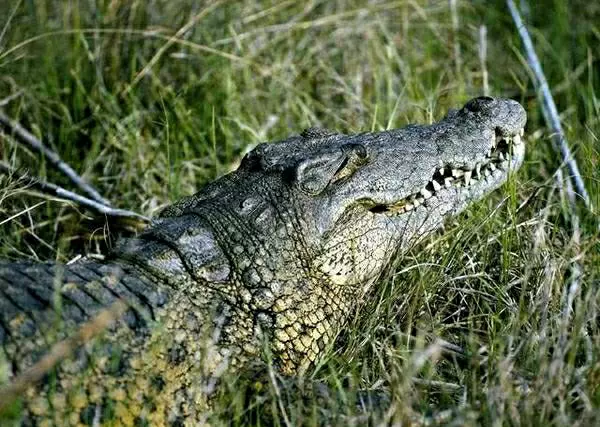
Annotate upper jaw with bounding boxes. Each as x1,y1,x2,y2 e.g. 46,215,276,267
366,125,526,217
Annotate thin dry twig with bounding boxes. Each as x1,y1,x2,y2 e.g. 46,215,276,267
0,300,128,412
0,110,111,206
506,0,588,354
506,0,591,209
0,161,149,222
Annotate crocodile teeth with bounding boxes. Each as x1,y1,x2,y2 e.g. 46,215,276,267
409,126,525,205
464,170,472,186
513,134,522,145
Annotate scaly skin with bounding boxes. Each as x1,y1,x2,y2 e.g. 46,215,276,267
0,97,526,425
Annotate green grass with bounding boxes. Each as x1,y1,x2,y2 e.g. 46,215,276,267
0,0,599,425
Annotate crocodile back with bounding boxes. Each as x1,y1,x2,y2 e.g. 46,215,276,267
0,262,221,425
0,261,170,370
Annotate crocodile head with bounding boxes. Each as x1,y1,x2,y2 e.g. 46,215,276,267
224,96,527,287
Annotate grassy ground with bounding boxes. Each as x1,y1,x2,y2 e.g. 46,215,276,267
0,0,599,425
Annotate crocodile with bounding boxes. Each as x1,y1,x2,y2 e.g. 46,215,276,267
0,96,526,425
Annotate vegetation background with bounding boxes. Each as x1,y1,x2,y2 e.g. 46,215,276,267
0,0,598,424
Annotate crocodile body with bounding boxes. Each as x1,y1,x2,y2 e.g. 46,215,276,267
0,97,527,425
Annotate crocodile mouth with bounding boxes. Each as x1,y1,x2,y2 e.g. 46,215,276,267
368,128,526,215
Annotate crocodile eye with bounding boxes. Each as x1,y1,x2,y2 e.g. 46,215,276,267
342,143,368,161
351,143,367,159
465,96,496,112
